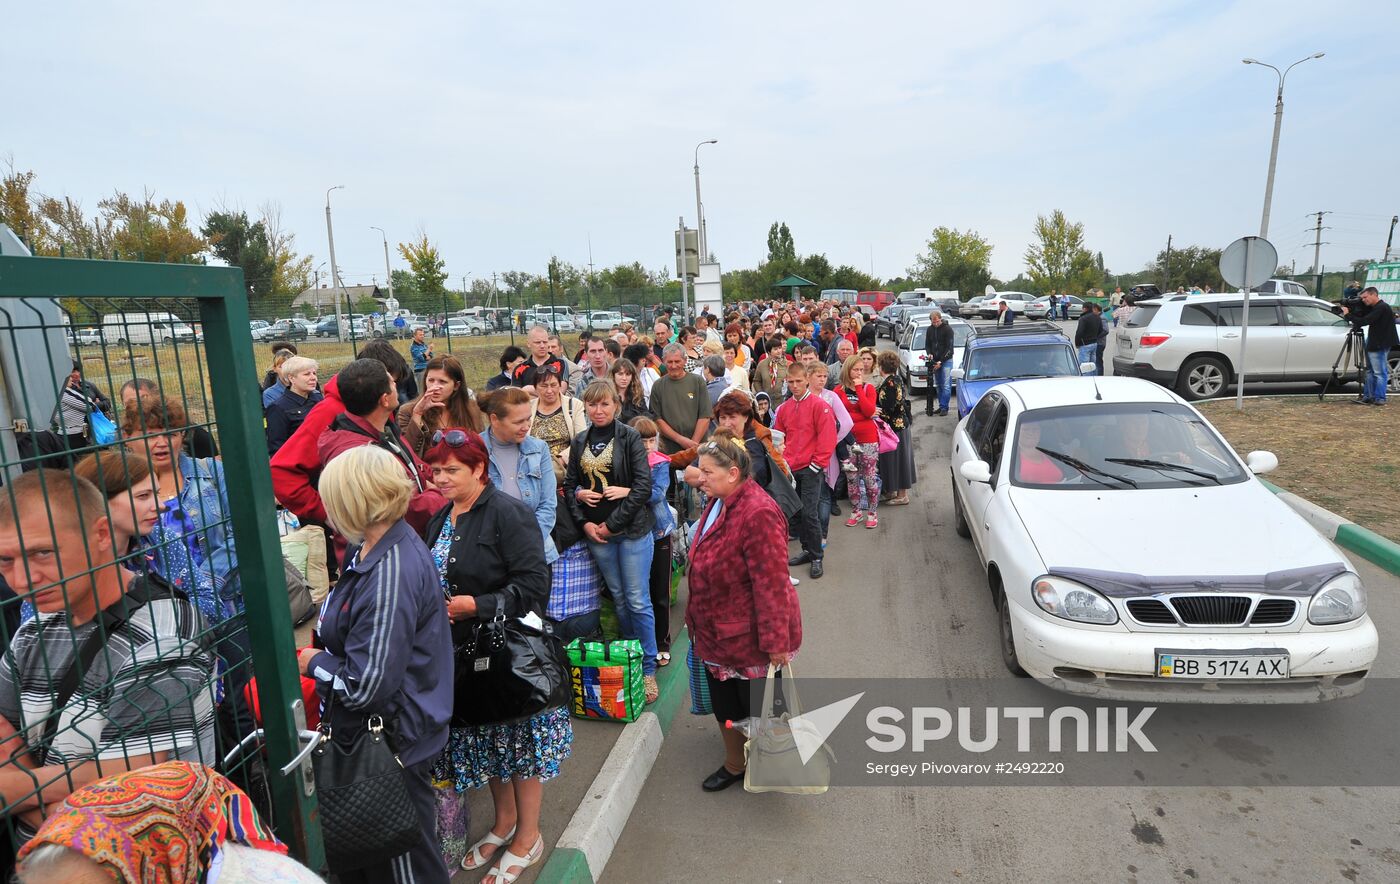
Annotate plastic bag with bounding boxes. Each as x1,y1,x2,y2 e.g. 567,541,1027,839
744,663,833,795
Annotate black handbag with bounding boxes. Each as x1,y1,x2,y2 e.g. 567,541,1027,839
311,692,421,873
452,612,571,727
764,456,803,520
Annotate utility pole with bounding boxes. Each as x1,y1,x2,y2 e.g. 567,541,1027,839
462,275,469,310
1164,234,1173,289
547,258,559,335
1385,215,1398,262
325,185,346,340
1243,53,1325,239
1310,211,1330,274
694,140,718,261
678,215,691,323
371,227,394,312
587,235,595,317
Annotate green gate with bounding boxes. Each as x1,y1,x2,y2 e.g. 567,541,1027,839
0,242,323,868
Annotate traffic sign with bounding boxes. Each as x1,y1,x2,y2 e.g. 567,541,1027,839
1219,236,1277,290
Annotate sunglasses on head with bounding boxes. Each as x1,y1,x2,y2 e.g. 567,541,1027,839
432,429,471,448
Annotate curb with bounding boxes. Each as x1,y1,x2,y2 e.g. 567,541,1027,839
536,629,692,884
1259,478,1400,577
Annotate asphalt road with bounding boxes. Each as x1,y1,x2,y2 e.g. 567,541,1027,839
606,393,1400,883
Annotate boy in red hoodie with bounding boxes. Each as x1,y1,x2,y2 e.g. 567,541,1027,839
771,361,835,579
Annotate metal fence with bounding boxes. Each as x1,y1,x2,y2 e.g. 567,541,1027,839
0,236,322,870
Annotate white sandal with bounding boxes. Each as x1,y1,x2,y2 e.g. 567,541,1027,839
461,826,516,871
484,835,543,884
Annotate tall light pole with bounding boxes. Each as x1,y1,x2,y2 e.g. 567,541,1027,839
694,139,718,261
325,185,346,339
371,226,394,310
1243,52,1324,239
313,261,326,315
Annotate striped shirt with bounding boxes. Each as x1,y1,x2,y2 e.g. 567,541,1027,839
56,384,92,436
0,577,218,783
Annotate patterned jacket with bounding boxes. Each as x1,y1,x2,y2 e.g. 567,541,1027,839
684,479,801,668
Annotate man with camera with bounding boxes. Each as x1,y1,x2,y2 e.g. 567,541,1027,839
1341,286,1397,406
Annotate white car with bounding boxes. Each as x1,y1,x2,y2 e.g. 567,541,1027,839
444,317,487,337
69,327,102,346
897,316,971,390
587,311,623,330
978,292,1032,319
950,376,1377,703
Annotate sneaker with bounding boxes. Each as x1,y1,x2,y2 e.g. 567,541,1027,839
866,513,879,529
1372,400,1386,407
809,559,824,579
1352,398,1373,405
845,511,863,527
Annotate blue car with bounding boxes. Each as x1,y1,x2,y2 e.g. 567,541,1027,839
952,322,1091,418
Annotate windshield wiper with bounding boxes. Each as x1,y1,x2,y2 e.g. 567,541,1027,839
1036,447,1138,488
1104,457,1222,485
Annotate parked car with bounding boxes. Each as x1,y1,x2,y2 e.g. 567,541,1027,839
931,296,962,316
1025,295,1085,320
266,319,309,342
249,320,272,341
978,292,1033,319
1111,293,1391,401
444,316,487,337
897,316,972,390
69,327,102,347
103,311,195,346
857,290,895,313
959,296,986,319
877,304,911,339
312,317,339,337
950,376,1377,702
895,305,938,341
952,322,1092,418
1256,278,1310,297
1129,283,1162,302
587,310,624,330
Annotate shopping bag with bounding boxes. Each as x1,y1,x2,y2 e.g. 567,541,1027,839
872,416,899,454
433,777,470,870
687,644,712,716
89,409,118,445
565,638,645,723
744,663,833,795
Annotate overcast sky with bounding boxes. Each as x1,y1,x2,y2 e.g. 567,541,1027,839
7,1,1398,288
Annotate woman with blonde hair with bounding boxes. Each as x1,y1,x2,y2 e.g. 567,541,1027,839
398,355,486,457
265,356,322,456
302,444,454,882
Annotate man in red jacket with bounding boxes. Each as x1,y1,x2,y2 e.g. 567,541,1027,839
771,361,835,579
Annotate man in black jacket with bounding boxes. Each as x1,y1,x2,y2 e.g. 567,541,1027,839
1075,306,1105,376
1344,287,1398,405
924,311,955,416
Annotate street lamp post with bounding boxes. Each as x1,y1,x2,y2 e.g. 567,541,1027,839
371,226,394,311
325,185,346,339
313,261,326,315
1243,52,1324,240
693,139,718,260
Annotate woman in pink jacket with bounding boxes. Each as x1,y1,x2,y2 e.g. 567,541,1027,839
684,430,802,792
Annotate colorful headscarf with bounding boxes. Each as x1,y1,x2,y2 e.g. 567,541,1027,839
18,761,286,883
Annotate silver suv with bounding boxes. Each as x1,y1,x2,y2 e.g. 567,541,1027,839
1113,293,1388,400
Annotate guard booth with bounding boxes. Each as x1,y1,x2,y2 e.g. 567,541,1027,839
0,227,323,869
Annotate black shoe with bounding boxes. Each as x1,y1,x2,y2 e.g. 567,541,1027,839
925,408,934,416
702,765,745,792
1352,398,1373,405
809,559,824,579
937,408,948,416
788,552,814,567
830,503,842,516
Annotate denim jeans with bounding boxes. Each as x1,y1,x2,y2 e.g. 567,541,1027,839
1095,342,1106,376
818,479,833,541
1365,348,1391,402
793,467,825,560
1077,343,1096,371
588,534,657,674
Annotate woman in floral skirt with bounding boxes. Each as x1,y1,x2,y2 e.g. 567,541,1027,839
422,428,571,884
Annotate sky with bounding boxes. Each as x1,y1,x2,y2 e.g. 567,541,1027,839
6,1,1399,289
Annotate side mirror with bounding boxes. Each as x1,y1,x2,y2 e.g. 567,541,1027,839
1080,362,1096,375
959,460,992,483
1245,451,1278,475
951,368,965,381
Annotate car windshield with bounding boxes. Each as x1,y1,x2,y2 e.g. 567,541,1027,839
1011,402,1248,490
964,344,1078,380
911,324,972,349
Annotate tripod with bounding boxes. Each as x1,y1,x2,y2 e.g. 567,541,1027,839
1319,328,1367,401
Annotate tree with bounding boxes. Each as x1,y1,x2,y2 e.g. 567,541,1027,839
600,261,650,291
0,160,55,254
766,222,796,266
259,201,313,298
1147,244,1223,291
397,231,448,294
203,211,275,298
907,226,993,297
1024,210,1098,296
825,264,880,292
499,271,536,297
99,191,206,264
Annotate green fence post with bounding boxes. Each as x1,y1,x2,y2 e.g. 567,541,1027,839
199,268,326,869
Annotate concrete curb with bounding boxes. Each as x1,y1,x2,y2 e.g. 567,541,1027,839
1259,478,1400,576
536,629,692,884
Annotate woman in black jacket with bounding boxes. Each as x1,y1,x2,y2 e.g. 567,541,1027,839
421,428,570,882
564,380,659,701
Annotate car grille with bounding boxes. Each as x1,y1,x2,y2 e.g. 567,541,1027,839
1249,599,1298,625
1125,595,1297,627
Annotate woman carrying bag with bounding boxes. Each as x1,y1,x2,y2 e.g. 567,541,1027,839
422,428,571,884
299,445,454,883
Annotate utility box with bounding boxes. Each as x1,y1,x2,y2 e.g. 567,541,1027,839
675,227,699,278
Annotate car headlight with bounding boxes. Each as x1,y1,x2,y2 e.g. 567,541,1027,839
1032,576,1119,625
1308,572,1367,625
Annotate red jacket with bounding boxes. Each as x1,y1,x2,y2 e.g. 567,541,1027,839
841,383,878,445
771,391,836,472
684,479,801,668
270,375,345,524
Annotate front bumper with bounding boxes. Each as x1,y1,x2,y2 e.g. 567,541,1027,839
1010,602,1378,703
1111,357,1176,385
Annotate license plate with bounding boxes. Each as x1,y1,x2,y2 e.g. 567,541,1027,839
1118,333,1133,352
1156,650,1289,679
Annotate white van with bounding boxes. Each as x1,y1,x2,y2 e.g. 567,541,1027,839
102,311,196,346
820,289,859,304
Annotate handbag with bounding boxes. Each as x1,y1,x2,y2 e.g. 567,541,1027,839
89,409,118,445
310,693,421,873
763,452,803,520
873,416,899,454
452,612,571,727
744,663,833,795
565,638,646,723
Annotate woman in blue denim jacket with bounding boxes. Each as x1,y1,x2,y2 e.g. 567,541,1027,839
630,416,677,666
476,387,559,565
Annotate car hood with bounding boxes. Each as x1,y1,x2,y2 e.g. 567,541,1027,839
1009,481,1347,576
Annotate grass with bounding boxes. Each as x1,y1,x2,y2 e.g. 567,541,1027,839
1198,396,1400,542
